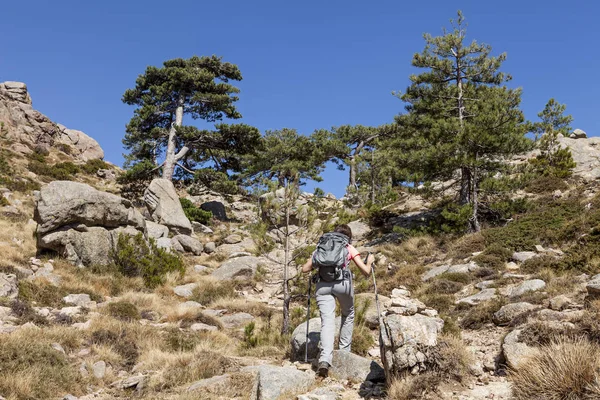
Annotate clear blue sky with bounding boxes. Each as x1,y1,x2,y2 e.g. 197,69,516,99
1,0,598,197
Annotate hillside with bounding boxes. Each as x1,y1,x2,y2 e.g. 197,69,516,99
1,81,600,400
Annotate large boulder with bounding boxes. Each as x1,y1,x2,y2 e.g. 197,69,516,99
172,235,203,255
509,279,546,298
330,350,385,383
34,181,145,234
347,220,371,242
492,302,537,326
290,316,342,361
211,256,264,281
144,179,192,235
200,201,227,221
502,328,539,370
355,293,391,329
243,365,314,400
0,273,18,299
380,312,444,376
59,127,104,161
145,221,169,240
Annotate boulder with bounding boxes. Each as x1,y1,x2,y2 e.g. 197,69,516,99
63,294,92,307
290,316,342,361
172,235,203,255
512,251,538,263
192,221,213,234
34,181,145,235
330,350,385,383
144,179,192,235
510,279,546,298
211,256,263,281
446,261,480,274
421,264,450,281
216,237,256,256
200,201,227,221
502,329,539,370
586,274,600,296
173,283,198,298
380,313,444,376
456,289,497,305
204,242,216,254
570,128,587,139
155,237,172,251
92,360,106,379
223,234,242,244
549,295,573,311
0,273,18,299
171,238,185,253
347,220,371,242
355,293,390,328
219,312,254,329
492,302,537,326
145,221,169,240
244,365,314,400
59,128,104,161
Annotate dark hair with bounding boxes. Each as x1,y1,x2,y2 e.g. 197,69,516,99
334,224,352,242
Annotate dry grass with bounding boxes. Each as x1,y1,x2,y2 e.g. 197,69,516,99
433,334,473,382
144,371,255,400
380,235,437,264
511,337,600,400
380,264,426,294
0,326,85,399
0,218,37,266
190,277,237,306
209,297,273,317
449,232,486,259
458,297,506,329
386,372,441,400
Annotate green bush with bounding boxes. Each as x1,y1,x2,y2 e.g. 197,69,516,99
180,198,212,225
29,159,80,180
472,254,504,270
528,147,576,179
111,233,185,288
18,281,66,308
81,158,110,175
192,168,241,195
525,175,569,194
107,301,140,321
191,280,236,305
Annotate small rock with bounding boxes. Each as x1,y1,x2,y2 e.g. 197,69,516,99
510,279,546,297
493,302,537,326
92,361,106,379
63,395,78,400
204,242,216,253
118,374,147,389
420,309,439,317
512,251,538,263
549,295,572,311
229,251,252,259
391,288,411,298
223,234,242,244
51,342,66,354
505,262,519,271
193,265,208,273
173,283,198,298
570,128,587,139
63,293,91,307
475,280,495,290
59,306,82,318
456,289,497,305
220,312,254,329
79,363,89,377
534,245,545,253
192,221,213,234
179,301,203,309
190,323,218,331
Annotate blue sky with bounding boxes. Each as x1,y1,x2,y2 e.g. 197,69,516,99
1,0,598,197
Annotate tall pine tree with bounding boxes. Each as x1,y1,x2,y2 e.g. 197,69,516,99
395,11,531,231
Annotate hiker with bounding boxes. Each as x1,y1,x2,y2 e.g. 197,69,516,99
301,224,375,377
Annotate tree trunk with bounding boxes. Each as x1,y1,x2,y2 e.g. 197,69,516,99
470,164,481,232
459,167,471,205
370,150,376,204
281,182,291,335
163,96,185,181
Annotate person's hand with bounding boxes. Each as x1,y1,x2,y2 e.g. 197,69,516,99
366,253,375,266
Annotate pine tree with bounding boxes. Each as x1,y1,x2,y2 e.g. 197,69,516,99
122,55,259,181
395,11,532,231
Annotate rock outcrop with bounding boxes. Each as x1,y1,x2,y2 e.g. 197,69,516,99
0,81,104,161
144,179,192,235
34,181,146,266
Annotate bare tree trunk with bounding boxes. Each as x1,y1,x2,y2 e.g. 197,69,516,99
281,182,291,335
163,96,189,181
370,150,376,204
460,167,471,205
470,163,480,232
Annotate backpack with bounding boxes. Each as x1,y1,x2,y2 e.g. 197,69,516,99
312,232,349,282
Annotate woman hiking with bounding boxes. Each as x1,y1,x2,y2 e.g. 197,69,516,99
301,223,375,377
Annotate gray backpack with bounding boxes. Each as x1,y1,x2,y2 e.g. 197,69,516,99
312,232,349,282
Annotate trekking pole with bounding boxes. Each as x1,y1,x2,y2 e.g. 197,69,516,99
304,273,313,363
367,252,382,326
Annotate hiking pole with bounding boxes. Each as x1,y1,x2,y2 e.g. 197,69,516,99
367,252,382,326
304,273,313,363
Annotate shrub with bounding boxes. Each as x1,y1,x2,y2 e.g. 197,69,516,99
112,233,185,288
180,198,212,225
29,160,80,180
191,280,236,305
525,174,569,194
18,280,66,307
450,232,486,259
459,298,506,329
387,372,441,400
425,279,464,295
165,328,204,352
521,255,561,274
107,301,140,321
420,293,454,313
511,337,600,400
192,168,241,195
433,334,473,382
91,328,139,369
81,158,110,175
472,254,504,270
439,272,471,284
11,299,49,325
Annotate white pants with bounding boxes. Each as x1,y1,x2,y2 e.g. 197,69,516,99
315,272,354,365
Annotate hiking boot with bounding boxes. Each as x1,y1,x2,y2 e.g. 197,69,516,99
317,361,330,377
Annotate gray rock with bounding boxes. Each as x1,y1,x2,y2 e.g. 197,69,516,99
193,265,208,273
0,274,18,299
179,301,203,309
223,234,242,244
192,221,213,234
188,374,230,391
475,280,495,290
421,264,450,281
171,238,185,253
330,350,385,383
219,312,254,329
347,220,371,242
456,289,497,305
229,251,252,259
173,283,198,298
92,360,106,379
51,342,66,354
34,181,145,235
510,279,546,297
502,329,539,370
190,323,218,331
211,256,263,281
201,201,227,221
512,251,538,263
172,235,203,255
63,395,78,400
355,293,390,328
570,128,587,139
290,317,342,361
549,295,573,311
492,302,537,326
63,293,91,306
155,237,172,251
297,386,344,400
204,242,216,254
118,374,147,390
380,313,444,376
244,365,314,400
446,261,480,274
60,128,104,161
391,288,411,298
144,179,192,235
145,221,169,240
58,306,82,318
587,274,600,295
96,169,116,181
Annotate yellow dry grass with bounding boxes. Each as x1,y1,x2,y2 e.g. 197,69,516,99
380,235,436,264
511,336,600,400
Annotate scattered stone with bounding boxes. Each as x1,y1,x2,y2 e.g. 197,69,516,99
0,274,18,298
63,395,78,400
193,265,208,273
171,238,185,253
347,220,371,241
190,323,218,331
144,179,192,235
63,293,92,307
211,256,263,281
203,241,216,254
116,374,147,390
145,221,169,240
203,309,227,318
72,320,92,330
512,251,538,263
51,342,66,354
191,221,213,234
172,235,203,255
179,301,203,309
229,251,252,259
505,262,519,271
475,280,495,290
92,361,106,379
549,295,572,311
59,306,82,318
243,365,314,400
223,234,242,244
421,264,450,281
447,261,480,274
510,279,546,297
493,302,537,326
188,374,230,391
173,283,198,298
456,289,497,305
220,312,254,329
330,350,385,383
391,287,411,298
502,329,539,370
586,274,600,296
